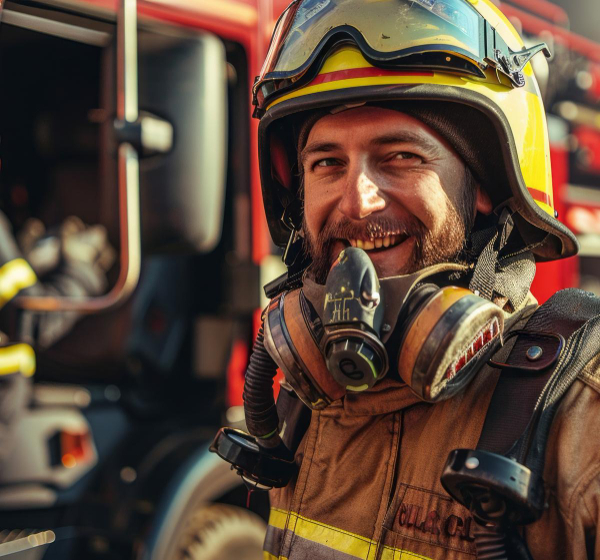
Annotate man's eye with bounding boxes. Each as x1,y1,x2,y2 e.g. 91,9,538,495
394,152,421,161
315,158,339,168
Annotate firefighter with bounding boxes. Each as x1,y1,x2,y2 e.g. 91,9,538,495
0,211,112,471
228,0,600,559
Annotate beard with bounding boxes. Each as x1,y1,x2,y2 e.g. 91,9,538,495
303,172,476,284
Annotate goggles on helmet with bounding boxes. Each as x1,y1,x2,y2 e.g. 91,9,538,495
253,0,550,114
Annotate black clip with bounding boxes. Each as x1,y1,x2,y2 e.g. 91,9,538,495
283,228,302,267
281,200,304,267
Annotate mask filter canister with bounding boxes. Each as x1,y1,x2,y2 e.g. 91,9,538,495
396,284,504,402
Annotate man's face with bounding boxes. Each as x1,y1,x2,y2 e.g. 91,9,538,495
301,106,491,281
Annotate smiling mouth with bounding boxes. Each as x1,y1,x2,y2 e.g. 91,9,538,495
346,232,409,251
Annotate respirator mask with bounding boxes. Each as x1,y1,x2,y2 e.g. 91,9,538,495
264,246,503,406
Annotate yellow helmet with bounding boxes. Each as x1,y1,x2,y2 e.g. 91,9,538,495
254,0,578,261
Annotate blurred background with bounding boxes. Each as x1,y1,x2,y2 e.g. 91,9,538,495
549,0,599,41
496,0,600,301
0,1,598,559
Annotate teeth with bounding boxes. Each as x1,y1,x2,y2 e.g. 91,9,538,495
348,234,406,251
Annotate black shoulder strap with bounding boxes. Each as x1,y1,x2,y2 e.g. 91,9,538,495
478,289,600,475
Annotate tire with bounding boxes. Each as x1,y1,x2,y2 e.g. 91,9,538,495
172,504,267,560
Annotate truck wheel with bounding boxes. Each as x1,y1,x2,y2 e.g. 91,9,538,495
174,504,267,560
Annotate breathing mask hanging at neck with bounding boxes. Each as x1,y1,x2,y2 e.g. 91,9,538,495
263,247,504,408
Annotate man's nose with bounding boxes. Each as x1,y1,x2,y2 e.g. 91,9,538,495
337,168,386,220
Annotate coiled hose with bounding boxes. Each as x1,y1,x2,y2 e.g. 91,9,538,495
243,324,282,448
474,523,534,560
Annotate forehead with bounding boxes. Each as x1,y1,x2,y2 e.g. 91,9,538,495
305,106,454,152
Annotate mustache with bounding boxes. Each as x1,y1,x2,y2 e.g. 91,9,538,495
303,216,429,284
302,213,468,284
312,216,426,246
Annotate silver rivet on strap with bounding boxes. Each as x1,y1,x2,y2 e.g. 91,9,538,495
526,346,543,361
465,457,480,469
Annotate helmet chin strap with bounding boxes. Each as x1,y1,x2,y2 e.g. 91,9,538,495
469,207,536,310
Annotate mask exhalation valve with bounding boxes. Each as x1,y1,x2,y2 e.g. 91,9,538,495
321,247,388,391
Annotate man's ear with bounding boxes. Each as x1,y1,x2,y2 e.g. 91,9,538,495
475,184,493,215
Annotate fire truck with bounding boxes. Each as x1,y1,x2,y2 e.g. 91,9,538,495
0,0,288,558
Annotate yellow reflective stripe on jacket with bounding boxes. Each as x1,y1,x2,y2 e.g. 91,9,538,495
0,258,37,308
263,553,284,560
267,508,433,560
0,344,36,377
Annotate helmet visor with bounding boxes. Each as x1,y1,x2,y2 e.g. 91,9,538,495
255,0,483,106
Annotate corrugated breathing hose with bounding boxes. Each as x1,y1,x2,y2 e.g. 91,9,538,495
242,324,282,448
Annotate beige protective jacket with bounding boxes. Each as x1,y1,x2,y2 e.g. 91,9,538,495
264,303,600,560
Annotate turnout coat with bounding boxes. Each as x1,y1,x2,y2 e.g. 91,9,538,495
264,296,600,560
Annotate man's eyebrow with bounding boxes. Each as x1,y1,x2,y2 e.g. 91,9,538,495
300,142,341,166
372,132,441,155
300,133,442,166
